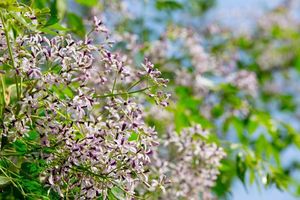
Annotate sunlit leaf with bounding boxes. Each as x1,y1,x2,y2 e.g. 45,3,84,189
75,0,98,7
0,176,10,186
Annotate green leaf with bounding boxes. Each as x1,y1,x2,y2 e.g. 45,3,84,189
1,136,8,150
50,84,72,99
111,186,125,200
39,27,59,35
10,12,38,32
0,0,16,9
211,104,224,118
21,162,40,177
75,0,98,7
255,134,268,157
44,0,60,27
30,0,48,8
46,23,69,31
108,191,116,200
270,168,289,190
25,130,39,141
236,154,247,185
13,140,27,153
247,116,258,135
0,176,10,186
128,132,138,141
45,14,59,27
22,179,44,194
294,56,300,73
155,0,183,10
56,0,66,20
11,23,21,39
66,12,86,37
174,110,189,132
294,134,300,149
231,117,246,143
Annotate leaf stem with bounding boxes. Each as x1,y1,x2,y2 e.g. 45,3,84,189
111,72,118,94
96,86,154,98
0,10,21,101
126,77,145,91
0,74,5,117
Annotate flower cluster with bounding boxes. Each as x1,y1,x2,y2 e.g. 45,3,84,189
150,125,226,200
226,70,258,96
0,12,169,198
46,97,160,198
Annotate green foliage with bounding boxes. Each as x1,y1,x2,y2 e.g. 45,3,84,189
128,132,139,141
109,186,126,200
0,0,16,9
66,12,86,37
75,0,98,7
0,176,10,187
236,153,247,185
155,0,183,10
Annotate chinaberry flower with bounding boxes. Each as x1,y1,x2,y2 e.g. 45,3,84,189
0,12,171,199
93,16,108,33
149,124,226,200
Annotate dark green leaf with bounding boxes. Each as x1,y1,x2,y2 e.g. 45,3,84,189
236,154,247,185
66,12,86,37
155,0,183,10
21,162,40,177
25,130,39,141
13,140,27,153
